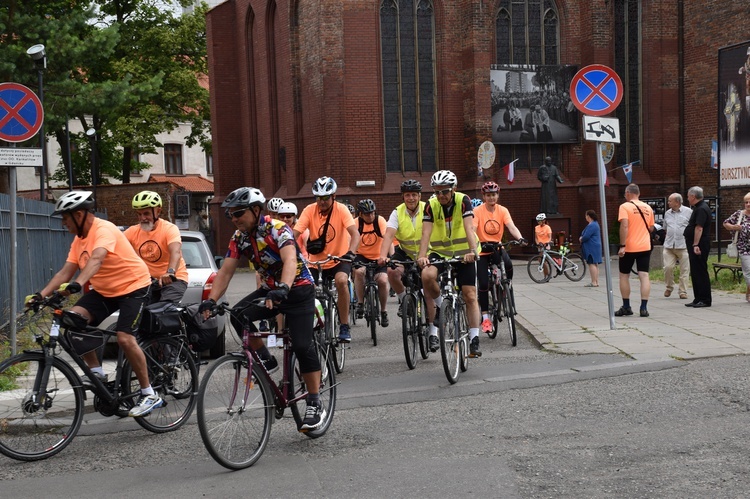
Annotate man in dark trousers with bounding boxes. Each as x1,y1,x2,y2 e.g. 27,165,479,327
684,186,712,307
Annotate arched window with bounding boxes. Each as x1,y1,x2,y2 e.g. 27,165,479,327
614,0,641,167
494,0,560,170
380,0,438,173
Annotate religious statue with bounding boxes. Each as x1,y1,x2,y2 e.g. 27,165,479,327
537,156,564,215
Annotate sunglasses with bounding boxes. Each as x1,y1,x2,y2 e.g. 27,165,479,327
278,213,295,219
317,195,332,201
434,188,452,196
226,208,248,219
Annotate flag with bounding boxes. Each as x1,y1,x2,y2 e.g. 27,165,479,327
622,162,633,183
600,158,609,187
503,159,518,184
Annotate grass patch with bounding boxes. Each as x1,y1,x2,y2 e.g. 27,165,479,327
648,254,746,293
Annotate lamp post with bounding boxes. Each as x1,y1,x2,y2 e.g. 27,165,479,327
86,128,97,209
26,44,47,202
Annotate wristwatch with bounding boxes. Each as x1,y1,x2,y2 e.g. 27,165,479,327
167,268,175,274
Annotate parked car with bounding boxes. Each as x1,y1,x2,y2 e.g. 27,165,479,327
100,230,227,358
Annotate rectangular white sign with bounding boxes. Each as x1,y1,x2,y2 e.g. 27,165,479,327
583,116,621,144
0,148,43,167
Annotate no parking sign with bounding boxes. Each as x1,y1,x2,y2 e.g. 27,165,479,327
0,82,44,143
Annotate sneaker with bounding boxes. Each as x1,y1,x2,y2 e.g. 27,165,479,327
481,318,493,334
299,402,327,432
469,337,482,358
432,307,441,327
381,311,389,327
128,393,164,417
356,303,364,319
429,335,440,352
259,320,269,332
81,372,108,389
338,324,352,343
397,299,403,318
614,306,633,317
261,356,279,374
640,309,649,317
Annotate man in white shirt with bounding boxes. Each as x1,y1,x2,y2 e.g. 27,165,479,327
662,193,692,299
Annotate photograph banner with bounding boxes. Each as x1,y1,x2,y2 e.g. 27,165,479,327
718,41,750,187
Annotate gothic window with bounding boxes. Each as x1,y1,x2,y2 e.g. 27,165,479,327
614,0,641,167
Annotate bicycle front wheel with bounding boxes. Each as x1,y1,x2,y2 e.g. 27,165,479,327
328,303,346,374
458,303,469,373
401,293,418,369
438,300,460,384
197,355,273,470
501,282,517,346
563,253,587,281
290,347,337,439
0,353,85,461
487,282,499,339
527,255,552,283
417,294,430,360
124,336,198,433
366,285,378,346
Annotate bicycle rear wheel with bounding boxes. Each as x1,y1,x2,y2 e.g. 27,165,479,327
487,282,499,339
0,353,85,461
527,255,552,283
401,293,418,369
417,294,430,360
197,355,273,470
438,300,460,384
501,282,517,346
563,253,587,282
290,347,337,438
366,285,378,346
124,336,198,433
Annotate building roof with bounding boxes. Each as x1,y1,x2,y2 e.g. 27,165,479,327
148,174,214,193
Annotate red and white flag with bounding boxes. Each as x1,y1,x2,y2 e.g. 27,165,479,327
503,159,518,184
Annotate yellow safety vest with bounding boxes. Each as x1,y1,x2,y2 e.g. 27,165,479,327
428,193,475,258
395,201,426,260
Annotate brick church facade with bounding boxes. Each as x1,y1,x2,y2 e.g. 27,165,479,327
205,0,750,252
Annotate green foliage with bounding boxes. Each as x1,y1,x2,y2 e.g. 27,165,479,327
649,254,746,293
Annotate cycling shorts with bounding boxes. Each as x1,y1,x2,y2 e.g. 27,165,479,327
76,285,151,334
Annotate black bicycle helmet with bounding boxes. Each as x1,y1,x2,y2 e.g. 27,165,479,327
358,198,376,214
400,179,423,193
221,187,266,209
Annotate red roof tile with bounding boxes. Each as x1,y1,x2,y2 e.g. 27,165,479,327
148,174,214,193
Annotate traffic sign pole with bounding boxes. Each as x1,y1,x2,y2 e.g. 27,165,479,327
596,141,616,329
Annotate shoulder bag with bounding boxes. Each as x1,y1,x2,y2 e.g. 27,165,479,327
306,207,333,255
727,212,744,259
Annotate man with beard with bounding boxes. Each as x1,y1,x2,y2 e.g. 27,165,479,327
125,191,188,304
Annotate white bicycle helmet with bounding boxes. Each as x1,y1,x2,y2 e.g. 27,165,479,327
266,197,285,213
53,191,95,215
536,213,547,221
277,202,298,216
221,187,266,209
312,176,337,196
430,170,458,187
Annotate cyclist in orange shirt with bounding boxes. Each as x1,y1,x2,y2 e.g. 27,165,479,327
124,191,188,304
294,176,360,342
352,199,393,327
534,213,552,249
25,191,162,417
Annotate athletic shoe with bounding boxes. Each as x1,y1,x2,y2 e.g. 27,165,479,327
128,393,164,417
81,372,108,389
429,335,439,352
356,303,364,319
259,320,269,332
262,356,279,374
481,318,493,334
469,337,482,358
338,324,352,343
614,306,633,317
381,311,389,327
299,402,327,431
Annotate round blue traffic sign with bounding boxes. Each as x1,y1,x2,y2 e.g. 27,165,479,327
0,82,44,143
569,65,623,117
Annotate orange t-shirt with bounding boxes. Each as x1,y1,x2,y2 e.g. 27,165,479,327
295,201,354,269
67,217,152,297
124,220,188,281
473,204,513,253
535,224,552,245
355,215,388,260
618,199,654,252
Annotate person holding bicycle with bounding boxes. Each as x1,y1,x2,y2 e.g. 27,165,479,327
25,191,163,417
199,187,326,431
534,213,552,250
124,191,188,304
417,170,482,357
294,176,360,343
472,181,526,334
352,198,392,327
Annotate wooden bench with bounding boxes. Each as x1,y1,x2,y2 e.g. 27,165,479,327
712,255,742,282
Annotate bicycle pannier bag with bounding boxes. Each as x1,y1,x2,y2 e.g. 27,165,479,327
141,301,182,334
184,303,218,351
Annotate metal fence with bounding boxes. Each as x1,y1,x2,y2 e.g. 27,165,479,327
0,193,72,328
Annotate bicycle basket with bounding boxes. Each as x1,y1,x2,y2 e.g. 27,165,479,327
68,329,105,355
141,301,183,335
183,303,218,351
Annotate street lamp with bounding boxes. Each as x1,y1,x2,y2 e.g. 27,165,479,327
86,128,97,209
26,44,47,202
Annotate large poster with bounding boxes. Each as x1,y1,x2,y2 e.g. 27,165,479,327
491,64,579,145
718,42,750,187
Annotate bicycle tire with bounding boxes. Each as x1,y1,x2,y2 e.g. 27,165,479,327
366,285,378,346
527,255,552,283
563,253,587,282
328,300,346,373
197,355,273,470
487,280,499,339
0,353,86,461
123,336,198,433
401,293,418,369
458,302,469,373
315,327,330,381
502,281,517,346
348,280,357,326
289,347,337,439
417,294,430,360
438,299,460,384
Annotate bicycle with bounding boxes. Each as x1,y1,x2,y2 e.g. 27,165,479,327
352,260,384,346
306,256,348,373
389,259,430,369
0,293,198,461
432,257,470,384
481,241,521,346
347,278,358,327
197,299,337,470
526,243,586,284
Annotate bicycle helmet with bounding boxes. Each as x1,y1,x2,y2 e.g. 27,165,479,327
345,203,356,215
470,198,483,209
481,181,499,193
312,176,337,196
277,202,298,216
400,179,423,193
357,198,376,214
221,187,266,209
53,190,95,215
132,191,162,209
536,213,547,221
266,197,284,213
430,170,457,187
